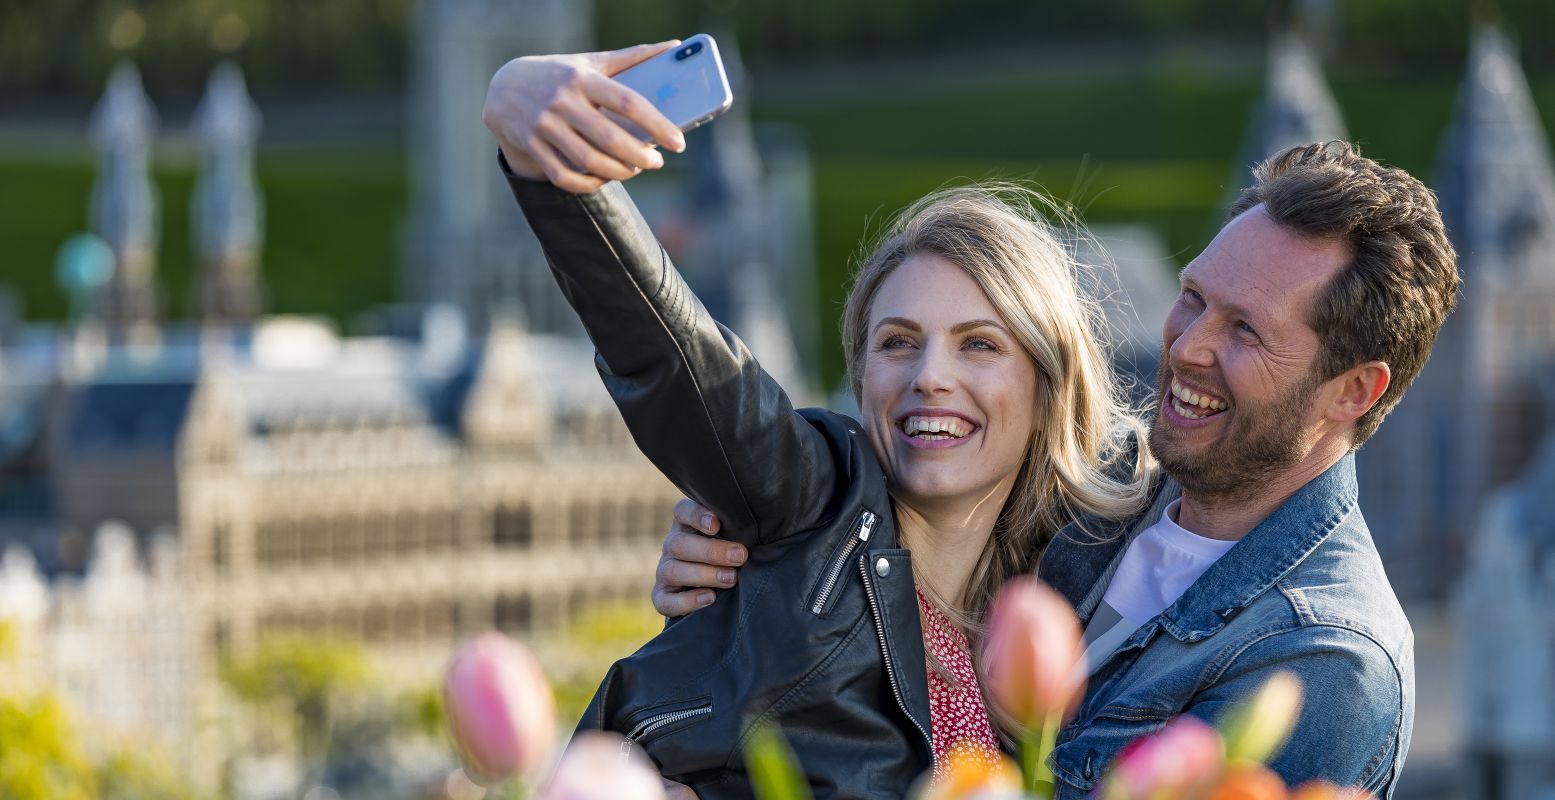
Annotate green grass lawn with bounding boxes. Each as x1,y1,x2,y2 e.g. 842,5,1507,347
2,66,1550,389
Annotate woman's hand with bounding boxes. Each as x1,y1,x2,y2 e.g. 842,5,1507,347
483,42,688,194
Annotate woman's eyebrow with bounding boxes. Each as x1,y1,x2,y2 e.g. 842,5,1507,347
873,316,921,333
949,319,1009,335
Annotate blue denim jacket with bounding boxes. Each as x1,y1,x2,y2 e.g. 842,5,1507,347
1037,455,1414,798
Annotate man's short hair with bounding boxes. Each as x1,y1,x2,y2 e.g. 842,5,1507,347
1228,141,1461,445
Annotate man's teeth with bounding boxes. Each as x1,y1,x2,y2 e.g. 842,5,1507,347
903,416,972,438
1170,379,1228,412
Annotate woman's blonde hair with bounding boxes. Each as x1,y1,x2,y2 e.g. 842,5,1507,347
841,182,1156,632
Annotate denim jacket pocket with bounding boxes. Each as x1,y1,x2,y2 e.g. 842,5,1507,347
1050,705,1172,798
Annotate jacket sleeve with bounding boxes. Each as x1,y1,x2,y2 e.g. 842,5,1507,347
1183,625,1411,798
503,162,840,547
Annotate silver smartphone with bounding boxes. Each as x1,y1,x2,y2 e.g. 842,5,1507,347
610,33,734,142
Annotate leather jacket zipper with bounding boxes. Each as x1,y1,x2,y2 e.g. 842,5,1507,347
625,702,714,743
858,555,934,770
810,510,878,615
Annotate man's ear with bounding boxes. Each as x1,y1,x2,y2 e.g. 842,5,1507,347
1325,360,1391,424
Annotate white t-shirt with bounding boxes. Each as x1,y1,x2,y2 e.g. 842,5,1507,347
1081,499,1237,674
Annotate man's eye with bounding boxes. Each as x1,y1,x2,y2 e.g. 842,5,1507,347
1236,320,1257,336
1183,289,1204,304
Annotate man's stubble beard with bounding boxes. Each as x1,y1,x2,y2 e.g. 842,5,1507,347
1147,358,1322,506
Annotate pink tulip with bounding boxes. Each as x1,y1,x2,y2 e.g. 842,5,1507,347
443,632,557,782
536,731,667,800
981,577,1086,729
1289,780,1376,800
1101,715,1225,800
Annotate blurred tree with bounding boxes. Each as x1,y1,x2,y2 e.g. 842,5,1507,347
0,692,98,800
547,600,661,724
94,750,197,800
221,634,373,781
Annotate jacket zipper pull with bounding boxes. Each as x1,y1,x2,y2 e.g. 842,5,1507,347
857,510,877,542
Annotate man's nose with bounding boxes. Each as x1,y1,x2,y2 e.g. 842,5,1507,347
1167,314,1215,371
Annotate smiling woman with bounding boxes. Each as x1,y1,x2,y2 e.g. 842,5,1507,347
482,44,1157,797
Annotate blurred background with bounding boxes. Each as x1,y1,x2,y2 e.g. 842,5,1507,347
0,0,1551,798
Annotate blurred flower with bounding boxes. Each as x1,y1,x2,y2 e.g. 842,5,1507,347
1219,672,1303,766
1289,780,1376,800
1099,715,1224,800
443,632,557,782
981,577,1085,729
912,741,1023,800
1206,764,1289,800
536,731,667,800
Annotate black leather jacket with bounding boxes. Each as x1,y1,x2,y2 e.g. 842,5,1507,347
506,166,934,798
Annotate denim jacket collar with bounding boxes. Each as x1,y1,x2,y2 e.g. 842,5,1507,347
1156,454,1359,641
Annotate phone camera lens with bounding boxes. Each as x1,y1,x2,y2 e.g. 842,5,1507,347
675,41,703,61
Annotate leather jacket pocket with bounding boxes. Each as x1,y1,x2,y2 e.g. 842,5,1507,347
1050,706,1171,798
619,695,716,768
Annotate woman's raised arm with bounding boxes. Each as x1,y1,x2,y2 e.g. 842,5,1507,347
484,46,845,548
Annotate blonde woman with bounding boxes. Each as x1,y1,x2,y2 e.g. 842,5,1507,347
484,42,1153,799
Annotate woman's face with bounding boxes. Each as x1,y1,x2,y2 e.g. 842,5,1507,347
861,253,1041,515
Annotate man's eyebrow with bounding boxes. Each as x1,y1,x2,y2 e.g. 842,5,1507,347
949,319,1010,335
1182,275,1263,323
873,317,921,332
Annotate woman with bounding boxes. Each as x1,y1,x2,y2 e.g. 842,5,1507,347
484,42,1154,798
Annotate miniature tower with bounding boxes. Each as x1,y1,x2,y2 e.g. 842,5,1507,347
1364,25,1555,597
402,0,591,334
89,62,161,345
191,62,266,327
1234,30,1346,181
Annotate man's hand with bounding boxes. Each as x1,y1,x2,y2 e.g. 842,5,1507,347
652,498,746,617
663,780,699,800
482,42,688,194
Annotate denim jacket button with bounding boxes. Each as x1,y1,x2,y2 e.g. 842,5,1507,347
1083,749,1096,780
875,557,891,577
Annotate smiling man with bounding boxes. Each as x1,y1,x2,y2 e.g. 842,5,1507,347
1032,141,1459,798
654,141,1460,797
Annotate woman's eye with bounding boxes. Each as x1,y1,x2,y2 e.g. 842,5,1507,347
880,334,913,349
965,338,998,351
1236,320,1258,337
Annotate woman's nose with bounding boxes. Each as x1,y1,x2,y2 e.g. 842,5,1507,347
911,344,955,396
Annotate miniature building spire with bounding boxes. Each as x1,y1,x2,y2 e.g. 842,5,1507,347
683,33,809,399
1433,25,1555,289
88,61,162,344
191,62,266,327
1234,31,1346,184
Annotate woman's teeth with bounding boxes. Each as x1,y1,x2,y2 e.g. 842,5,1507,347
902,415,972,439
1169,379,1228,420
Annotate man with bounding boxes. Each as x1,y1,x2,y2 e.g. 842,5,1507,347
655,141,1459,797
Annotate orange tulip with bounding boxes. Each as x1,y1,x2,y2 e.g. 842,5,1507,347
443,632,557,782
1207,764,1289,800
1290,780,1376,800
913,741,1023,800
981,577,1086,728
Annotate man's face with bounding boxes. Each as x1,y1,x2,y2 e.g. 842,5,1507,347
1149,205,1350,502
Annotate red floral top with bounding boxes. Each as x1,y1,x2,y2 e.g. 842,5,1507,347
916,588,1003,781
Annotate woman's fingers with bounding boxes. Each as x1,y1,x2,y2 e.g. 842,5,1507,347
521,128,605,194
582,72,685,154
540,112,641,182
594,40,680,77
